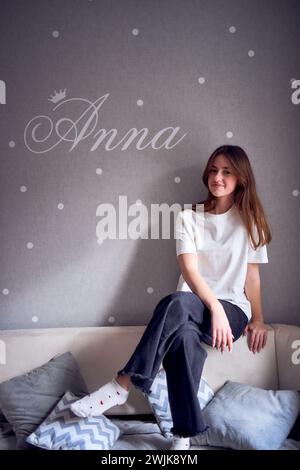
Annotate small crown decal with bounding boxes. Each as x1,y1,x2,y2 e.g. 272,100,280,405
48,89,66,104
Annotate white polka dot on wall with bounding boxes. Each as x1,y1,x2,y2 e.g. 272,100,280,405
137,99,144,106
9,141,15,148
2,288,9,295
174,176,181,184
136,199,142,205
226,131,233,138
292,189,299,197
132,28,139,36
108,316,115,324
229,26,236,33
198,77,206,84
32,316,39,323
52,30,59,38
147,287,154,294
96,168,103,175
248,50,255,57
57,203,64,210
97,238,103,245
20,186,27,192
26,242,34,249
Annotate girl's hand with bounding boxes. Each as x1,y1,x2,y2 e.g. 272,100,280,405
210,301,235,353
243,320,267,353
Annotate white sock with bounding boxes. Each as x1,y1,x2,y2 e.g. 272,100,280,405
70,378,129,418
170,435,191,451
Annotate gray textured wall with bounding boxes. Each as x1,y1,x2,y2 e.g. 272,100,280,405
0,0,299,329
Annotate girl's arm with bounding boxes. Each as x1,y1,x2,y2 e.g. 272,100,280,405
244,263,268,353
177,253,234,352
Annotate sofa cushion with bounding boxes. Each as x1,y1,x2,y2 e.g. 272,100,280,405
0,326,153,416
0,325,280,416
191,381,300,450
26,391,120,450
272,324,300,390
0,352,88,449
201,325,278,392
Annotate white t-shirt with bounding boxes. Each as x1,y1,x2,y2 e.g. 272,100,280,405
175,203,268,320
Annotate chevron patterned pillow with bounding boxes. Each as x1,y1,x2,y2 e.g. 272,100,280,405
146,369,214,438
26,391,120,450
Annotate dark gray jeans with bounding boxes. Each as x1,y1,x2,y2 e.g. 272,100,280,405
118,291,248,437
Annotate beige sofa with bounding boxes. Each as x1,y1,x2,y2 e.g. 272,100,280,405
0,323,300,449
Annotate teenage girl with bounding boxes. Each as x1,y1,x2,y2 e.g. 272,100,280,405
71,145,272,450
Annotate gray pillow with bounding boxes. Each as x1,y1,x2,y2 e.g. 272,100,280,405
0,352,88,449
0,411,16,450
191,381,300,450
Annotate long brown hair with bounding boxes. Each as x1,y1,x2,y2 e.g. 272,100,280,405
192,145,272,249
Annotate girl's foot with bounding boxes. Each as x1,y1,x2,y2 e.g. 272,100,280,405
170,435,191,450
70,378,129,417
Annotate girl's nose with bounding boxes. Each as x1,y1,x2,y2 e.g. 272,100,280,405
214,172,223,182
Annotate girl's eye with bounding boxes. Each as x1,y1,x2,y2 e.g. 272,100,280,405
210,169,231,174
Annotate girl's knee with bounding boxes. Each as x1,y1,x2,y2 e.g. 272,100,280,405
153,292,189,322
162,291,199,307
161,291,190,302
153,292,206,327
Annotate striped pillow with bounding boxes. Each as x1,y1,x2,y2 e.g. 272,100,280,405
26,391,120,450
146,368,214,437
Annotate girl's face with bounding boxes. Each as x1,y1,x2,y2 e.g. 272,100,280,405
207,154,238,199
